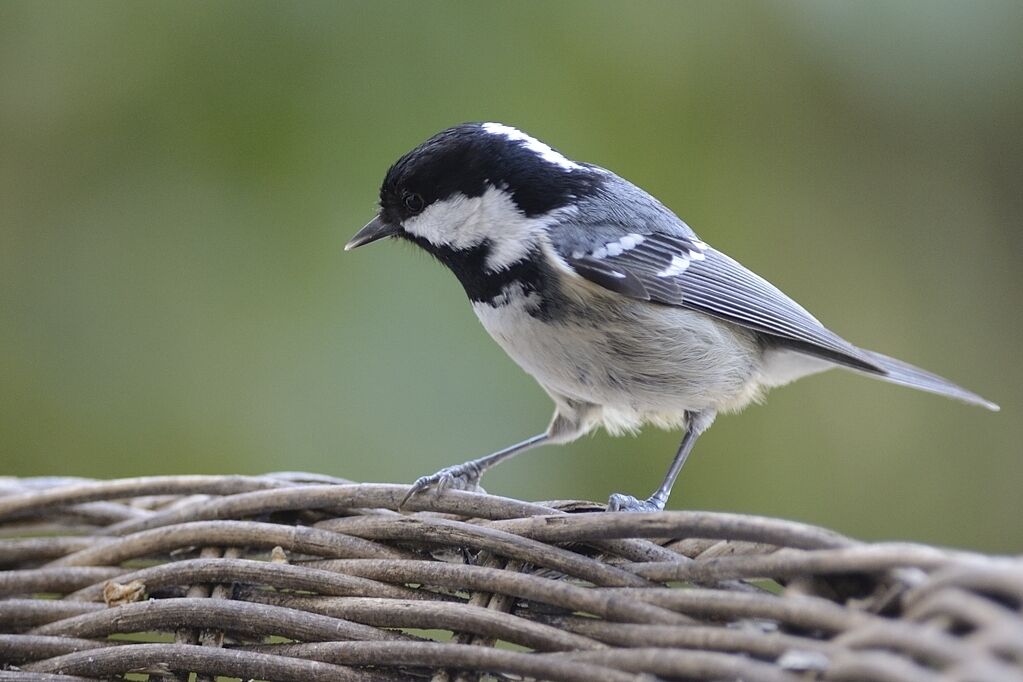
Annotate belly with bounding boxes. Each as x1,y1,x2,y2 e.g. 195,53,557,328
471,287,763,429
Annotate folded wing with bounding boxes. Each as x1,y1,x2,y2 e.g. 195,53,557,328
558,229,882,372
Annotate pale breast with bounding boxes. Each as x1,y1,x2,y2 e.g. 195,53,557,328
471,283,765,427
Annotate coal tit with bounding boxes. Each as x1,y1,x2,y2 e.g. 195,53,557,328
346,122,998,512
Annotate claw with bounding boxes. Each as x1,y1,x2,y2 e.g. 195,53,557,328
399,462,484,508
607,492,664,512
398,477,431,508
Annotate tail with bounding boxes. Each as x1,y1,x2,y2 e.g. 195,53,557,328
854,348,999,411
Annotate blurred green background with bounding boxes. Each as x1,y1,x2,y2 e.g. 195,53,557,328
2,1,1021,551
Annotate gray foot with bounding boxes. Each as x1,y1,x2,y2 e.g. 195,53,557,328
401,462,485,507
607,492,665,512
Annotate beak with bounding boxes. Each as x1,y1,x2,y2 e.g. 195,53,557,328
345,215,401,251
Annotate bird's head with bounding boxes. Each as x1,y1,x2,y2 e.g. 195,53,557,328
346,122,603,273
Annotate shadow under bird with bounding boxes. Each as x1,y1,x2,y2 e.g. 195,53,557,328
346,122,999,512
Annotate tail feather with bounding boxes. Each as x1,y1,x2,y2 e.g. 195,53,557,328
855,348,999,411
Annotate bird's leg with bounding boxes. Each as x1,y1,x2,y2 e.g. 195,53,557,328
401,401,596,507
608,410,715,512
400,433,549,506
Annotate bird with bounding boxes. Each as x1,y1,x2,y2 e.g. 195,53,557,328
345,122,998,512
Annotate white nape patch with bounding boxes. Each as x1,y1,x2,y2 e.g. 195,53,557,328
402,185,574,272
481,122,582,171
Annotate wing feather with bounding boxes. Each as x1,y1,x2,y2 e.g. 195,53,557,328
558,229,882,372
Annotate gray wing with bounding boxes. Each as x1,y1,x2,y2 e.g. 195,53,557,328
553,225,883,373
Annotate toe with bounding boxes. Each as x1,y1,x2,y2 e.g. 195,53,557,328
607,493,636,511
607,493,661,512
400,474,441,506
401,464,484,507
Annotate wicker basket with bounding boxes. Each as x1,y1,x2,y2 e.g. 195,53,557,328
1,474,1021,681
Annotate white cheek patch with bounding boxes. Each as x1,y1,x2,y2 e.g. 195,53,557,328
402,193,485,249
402,185,569,272
481,122,583,171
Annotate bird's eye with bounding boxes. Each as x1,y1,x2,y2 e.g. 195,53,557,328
403,192,425,215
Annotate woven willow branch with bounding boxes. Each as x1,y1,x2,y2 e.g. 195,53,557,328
0,474,1021,681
